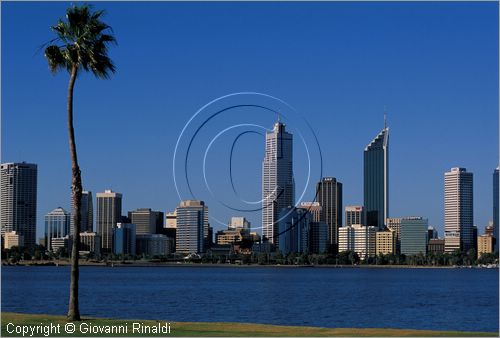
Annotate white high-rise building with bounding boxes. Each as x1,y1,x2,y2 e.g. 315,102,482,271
175,200,208,254
0,162,37,248
444,167,473,253
338,224,376,260
262,120,294,245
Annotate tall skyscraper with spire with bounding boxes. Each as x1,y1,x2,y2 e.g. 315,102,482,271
363,115,389,229
262,118,294,245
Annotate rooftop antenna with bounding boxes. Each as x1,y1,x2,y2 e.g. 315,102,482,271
383,105,387,129
277,111,281,123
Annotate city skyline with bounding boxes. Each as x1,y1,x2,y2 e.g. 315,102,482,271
1,2,498,239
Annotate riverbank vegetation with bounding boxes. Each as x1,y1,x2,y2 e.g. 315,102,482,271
2,245,498,267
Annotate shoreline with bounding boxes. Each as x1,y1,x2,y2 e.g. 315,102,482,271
3,260,497,269
1,312,497,337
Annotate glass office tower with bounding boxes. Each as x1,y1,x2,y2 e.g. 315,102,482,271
364,124,389,229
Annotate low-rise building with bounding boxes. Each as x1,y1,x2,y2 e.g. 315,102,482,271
252,241,273,253
113,223,136,255
386,217,402,253
338,224,376,259
51,236,70,253
428,239,445,254
376,230,395,255
4,231,24,249
477,234,494,258
136,234,174,256
79,232,101,256
216,229,246,245
400,217,428,256
339,226,355,252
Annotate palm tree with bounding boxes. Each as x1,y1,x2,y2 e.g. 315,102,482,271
44,4,116,321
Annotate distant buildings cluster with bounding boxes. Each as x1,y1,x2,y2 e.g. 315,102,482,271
0,117,498,261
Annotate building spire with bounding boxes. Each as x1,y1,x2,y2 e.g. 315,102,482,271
383,106,387,129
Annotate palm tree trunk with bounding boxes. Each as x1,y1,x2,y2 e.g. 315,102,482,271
67,65,82,321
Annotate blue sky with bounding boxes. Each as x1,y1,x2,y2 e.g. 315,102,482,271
2,1,498,239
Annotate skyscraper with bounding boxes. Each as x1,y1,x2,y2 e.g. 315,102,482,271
175,200,208,254
444,167,473,253
0,162,37,248
96,189,122,252
364,121,389,229
45,207,71,251
262,120,294,245
70,190,93,235
493,167,498,252
316,177,342,252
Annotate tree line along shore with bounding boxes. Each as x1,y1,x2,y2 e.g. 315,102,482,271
3,246,498,268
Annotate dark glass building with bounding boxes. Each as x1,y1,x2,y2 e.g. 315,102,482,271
128,208,163,235
310,221,328,254
113,223,136,255
364,125,389,229
96,190,122,252
316,177,342,253
400,217,428,256
278,207,311,255
70,190,93,234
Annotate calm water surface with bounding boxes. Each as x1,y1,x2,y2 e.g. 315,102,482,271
1,266,498,332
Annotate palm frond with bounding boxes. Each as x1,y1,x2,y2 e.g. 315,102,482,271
44,45,66,73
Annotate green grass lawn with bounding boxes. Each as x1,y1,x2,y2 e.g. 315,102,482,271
1,312,497,337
